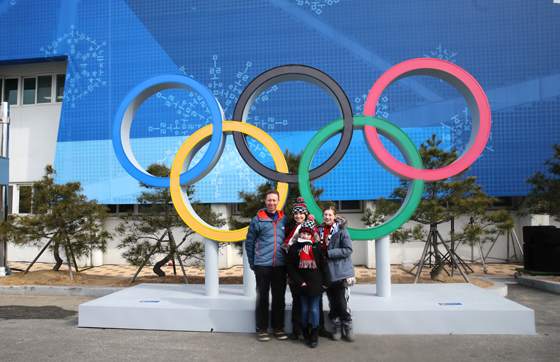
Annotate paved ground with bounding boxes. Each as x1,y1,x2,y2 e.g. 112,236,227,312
0,281,558,362
7,261,522,279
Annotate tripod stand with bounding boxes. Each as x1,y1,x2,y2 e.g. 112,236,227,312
484,228,523,263
443,237,488,275
23,239,89,280
443,217,486,275
129,228,189,284
413,224,469,283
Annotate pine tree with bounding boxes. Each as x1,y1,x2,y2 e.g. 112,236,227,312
525,144,560,221
362,135,514,280
0,165,112,279
228,150,334,254
115,163,225,277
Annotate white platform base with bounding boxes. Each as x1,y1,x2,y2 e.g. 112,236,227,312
79,283,535,335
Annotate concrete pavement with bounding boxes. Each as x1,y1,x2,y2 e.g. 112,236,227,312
0,283,558,362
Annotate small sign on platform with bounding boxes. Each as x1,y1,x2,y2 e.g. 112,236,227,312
139,300,160,303
438,303,463,306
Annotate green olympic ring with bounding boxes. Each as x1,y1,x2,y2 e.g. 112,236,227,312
298,115,425,240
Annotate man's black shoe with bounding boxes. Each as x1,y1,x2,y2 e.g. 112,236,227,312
258,329,270,341
274,328,288,340
318,327,333,338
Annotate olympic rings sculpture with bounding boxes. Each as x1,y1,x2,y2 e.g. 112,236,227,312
112,58,491,242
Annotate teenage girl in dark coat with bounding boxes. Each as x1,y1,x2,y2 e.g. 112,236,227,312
287,218,331,348
317,206,356,342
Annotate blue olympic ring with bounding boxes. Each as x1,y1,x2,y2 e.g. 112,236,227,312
112,74,225,188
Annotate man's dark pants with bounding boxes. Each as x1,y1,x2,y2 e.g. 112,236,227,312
254,265,287,331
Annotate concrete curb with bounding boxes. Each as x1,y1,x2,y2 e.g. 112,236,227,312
474,277,508,297
0,285,125,298
516,275,560,295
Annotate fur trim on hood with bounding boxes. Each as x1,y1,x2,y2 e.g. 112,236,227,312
320,215,347,229
293,231,321,244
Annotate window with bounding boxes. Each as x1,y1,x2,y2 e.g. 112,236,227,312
37,75,52,104
489,197,519,210
22,77,36,105
104,204,137,215
105,204,117,214
23,76,53,105
138,203,154,213
0,73,64,105
335,200,363,213
231,203,241,215
56,74,65,102
119,204,136,214
3,78,17,105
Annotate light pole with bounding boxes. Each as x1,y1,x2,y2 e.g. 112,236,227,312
0,102,10,277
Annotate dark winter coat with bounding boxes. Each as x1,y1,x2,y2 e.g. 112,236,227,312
287,236,331,296
245,209,289,269
317,216,355,281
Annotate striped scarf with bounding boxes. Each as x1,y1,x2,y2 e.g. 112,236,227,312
281,224,301,252
319,222,337,253
297,240,317,269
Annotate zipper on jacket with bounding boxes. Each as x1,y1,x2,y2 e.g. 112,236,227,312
272,221,277,266
257,242,259,258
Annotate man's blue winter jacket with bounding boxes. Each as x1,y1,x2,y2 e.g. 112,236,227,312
245,209,289,270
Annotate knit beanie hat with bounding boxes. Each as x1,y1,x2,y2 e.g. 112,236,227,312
299,215,315,235
292,196,308,215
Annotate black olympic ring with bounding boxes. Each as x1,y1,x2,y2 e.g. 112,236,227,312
232,64,354,184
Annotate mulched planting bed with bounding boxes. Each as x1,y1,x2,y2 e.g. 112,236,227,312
0,270,494,288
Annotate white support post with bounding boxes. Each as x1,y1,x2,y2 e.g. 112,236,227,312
204,238,219,297
242,240,256,297
375,235,391,297
0,102,9,276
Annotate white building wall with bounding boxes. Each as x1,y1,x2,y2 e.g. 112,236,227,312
1,61,66,184
341,201,542,268
100,203,244,268
8,202,550,269
102,217,211,266
9,104,61,183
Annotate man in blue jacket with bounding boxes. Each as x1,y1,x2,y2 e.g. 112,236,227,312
245,189,289,342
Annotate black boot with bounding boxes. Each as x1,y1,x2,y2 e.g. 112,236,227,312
318,326,333,339
301,325,311,345
289,326,301,340
309,327,319,348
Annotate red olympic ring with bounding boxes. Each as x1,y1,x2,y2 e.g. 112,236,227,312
363,58,491,181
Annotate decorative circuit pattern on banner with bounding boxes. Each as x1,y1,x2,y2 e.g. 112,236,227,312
40,25,107,108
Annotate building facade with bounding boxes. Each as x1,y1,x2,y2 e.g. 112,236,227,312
1,1,559,268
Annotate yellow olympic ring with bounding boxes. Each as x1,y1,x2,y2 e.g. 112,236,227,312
170,121,289,242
